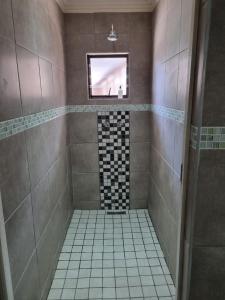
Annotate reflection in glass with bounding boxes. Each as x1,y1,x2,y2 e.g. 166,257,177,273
88,55,128,98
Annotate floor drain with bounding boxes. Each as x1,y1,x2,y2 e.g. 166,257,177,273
106,210,127,215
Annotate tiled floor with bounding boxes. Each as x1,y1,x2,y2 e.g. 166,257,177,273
48,209,176,300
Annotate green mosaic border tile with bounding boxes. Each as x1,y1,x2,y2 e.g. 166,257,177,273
0,104,185,141
191,126,225,150
150,104,185,124
68,104,185,123
200,126,225,149
68,104,152,113
0,107,69,141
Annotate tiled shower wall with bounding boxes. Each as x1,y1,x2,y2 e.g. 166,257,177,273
69,111,151,210
0,1,73,299
150,0,196,281
65,12,152,105
65,12,153,210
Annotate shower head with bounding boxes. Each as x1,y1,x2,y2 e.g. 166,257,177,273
107,24,118,42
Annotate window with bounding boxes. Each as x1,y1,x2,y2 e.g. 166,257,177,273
87,53,129,99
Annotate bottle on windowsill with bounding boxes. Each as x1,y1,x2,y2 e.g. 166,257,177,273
118,85,123,99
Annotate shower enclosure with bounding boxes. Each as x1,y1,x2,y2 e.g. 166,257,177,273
1,0,220,299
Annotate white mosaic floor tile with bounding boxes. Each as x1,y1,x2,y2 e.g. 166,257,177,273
48,209,176,300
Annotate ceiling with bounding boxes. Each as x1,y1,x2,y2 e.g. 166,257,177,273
56,0,158,13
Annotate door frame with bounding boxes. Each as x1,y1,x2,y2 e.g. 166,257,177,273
175,0,201,299
175,0,212,299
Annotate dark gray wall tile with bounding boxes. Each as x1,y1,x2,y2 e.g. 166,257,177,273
150,114,163,154
47,0,64,39
66,14,94,35
25,122,51,188
12,0,37,52
47,117,68,165
130,112,151,142
202,53,225,126
71,143,99,173
52,66,65,107
130,172,150,209
65,34,95,72
190,247,225,300
36,209,58,291
5,195,36,289
26,117,67,188
177,50,190,111
129,32,151,69
40,265,57,300
14,251,40,300
131,198,148,209
36,189,69,294
161,118,176,165
39,58,54,110
150,0,195,281
16,46,43,115
53,187,71,250
150,146,182,220
0,37,22,122
73,173,100,204
55,202,70,251
1,2,72,300
69,112,98,144
48,19,64,69
95,33,129,53
1,165,31,222
130,142,150,172
154,0,167,24
57,189,73,246
152,63,166,105
58,183,73,229
180,0,195,51
74,200,100,210
166,0,181,59
0,0,14,41
183,147,199,244
59,69,67,106
65,12,152,105
35,0,52,60
31,175,52,241
94,13,129,34
129,67,151,103
67,68,88,103
164,55,179,108
203,1,225,126
0,133,30,221
48,151,69,205
173,123,184,176
128,13,152,33
152,12,167,64
194,151,225,246
148,178,178,280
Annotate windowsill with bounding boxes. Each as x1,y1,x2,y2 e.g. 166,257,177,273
88,97,129,101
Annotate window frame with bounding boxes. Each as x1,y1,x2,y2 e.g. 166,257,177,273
87,53,129,100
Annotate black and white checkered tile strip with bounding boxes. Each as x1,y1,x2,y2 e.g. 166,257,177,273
98,111,130,210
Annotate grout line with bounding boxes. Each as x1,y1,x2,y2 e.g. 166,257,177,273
150,144,181,179
47,209,176,300
14,248,37,293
